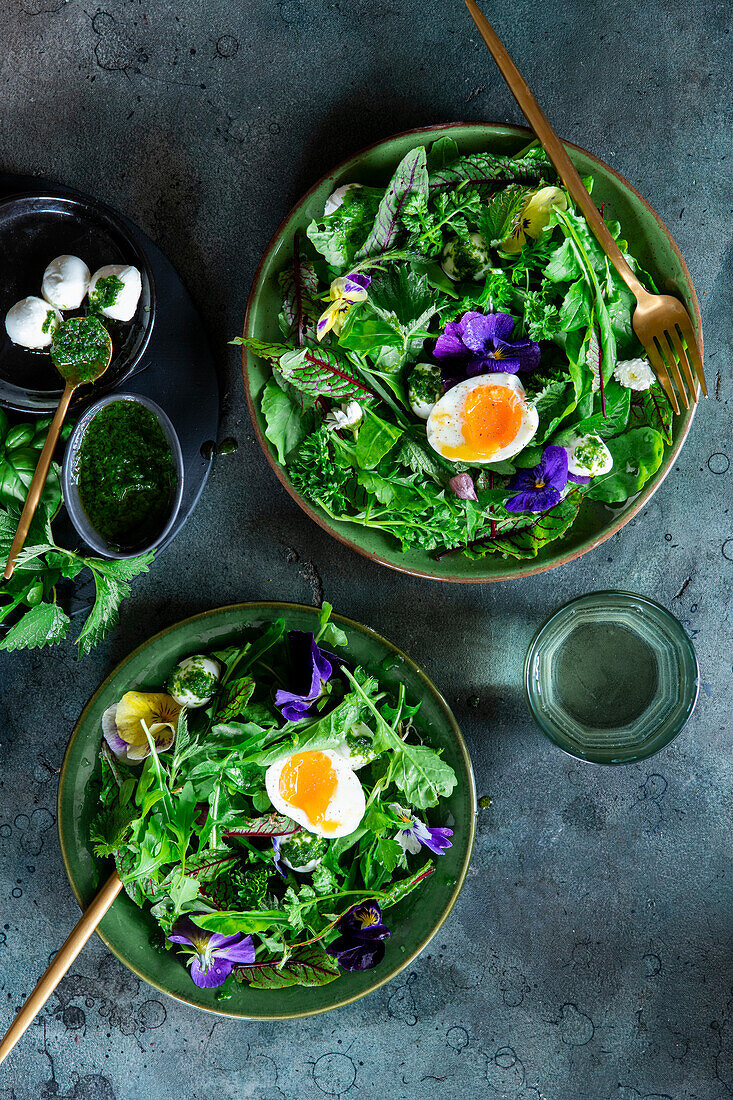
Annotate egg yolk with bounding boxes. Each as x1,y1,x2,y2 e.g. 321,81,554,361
278,751,339,832
439,383,523,460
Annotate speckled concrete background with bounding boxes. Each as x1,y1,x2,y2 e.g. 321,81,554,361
0,1,731,1097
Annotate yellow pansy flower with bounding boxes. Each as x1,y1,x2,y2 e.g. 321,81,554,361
501,186,568,253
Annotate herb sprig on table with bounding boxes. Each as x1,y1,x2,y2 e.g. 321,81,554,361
0,410,154,656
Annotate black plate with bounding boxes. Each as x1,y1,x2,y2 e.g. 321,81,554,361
0,192,155,412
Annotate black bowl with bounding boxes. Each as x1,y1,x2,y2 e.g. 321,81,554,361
0,192,155,413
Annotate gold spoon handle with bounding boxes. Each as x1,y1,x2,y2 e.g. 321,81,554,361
0,871,122,1066
3,382,76,581
464,0,646,299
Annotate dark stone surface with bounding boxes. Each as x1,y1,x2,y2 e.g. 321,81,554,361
0,1,731,1098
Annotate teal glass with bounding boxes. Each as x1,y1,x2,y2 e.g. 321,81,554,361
524,591,699,764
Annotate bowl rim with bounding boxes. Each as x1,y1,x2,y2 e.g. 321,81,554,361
0,189,156,412
61,390,185,558
241,121,703,584
57,601,477,1019
522,588,701,764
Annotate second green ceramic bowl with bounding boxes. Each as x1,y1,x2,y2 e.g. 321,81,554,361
241,123,702,582
58,603,476,1019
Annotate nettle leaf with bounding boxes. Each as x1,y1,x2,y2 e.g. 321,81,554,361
235,944,341,990
428,150,552,192
0,601,70,651
355,147,429,260
278,232,321,344
587,427,665,503
489,492,582,560
478,185,531,245
629,383,674,446
279,347,374,402
397,437,446,482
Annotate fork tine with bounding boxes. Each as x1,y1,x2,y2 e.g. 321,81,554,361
657,332,689,410
668,326,698,400
675,316,708,397
644,341,680,415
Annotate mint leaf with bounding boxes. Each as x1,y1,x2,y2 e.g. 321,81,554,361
0,601,70,651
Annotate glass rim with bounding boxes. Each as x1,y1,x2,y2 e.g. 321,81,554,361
523,589,700,766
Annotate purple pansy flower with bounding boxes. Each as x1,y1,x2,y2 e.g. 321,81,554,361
275,631,340,722
433,311,541,385
391,803,454,856
168,916,255,988
505,445,569,514
326,901,391,972
449,472,478,501
272,836,286,878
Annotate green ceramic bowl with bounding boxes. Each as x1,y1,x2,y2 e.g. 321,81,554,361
58,603,476,1019
241,123,702,582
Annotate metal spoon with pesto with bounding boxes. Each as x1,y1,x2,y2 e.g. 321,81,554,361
3,315,112,580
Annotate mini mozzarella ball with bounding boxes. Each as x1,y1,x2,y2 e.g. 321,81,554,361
41,255,91,310
333,722,378,771
265,749,366,839
324,183,363,217
427,373,539,464
441,232,491,282
88,264,142,321
166,655,221,708
280,832,328,874
5,296,62,349
565,432,613,478
408,362,443,419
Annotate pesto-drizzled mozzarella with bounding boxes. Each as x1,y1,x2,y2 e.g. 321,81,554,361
408,362,443,419
441,233,491,282
565,432,613,478
167,655,221,708
41,255,91,310
280,831,328,874
5,296,62,349
88,264,142,322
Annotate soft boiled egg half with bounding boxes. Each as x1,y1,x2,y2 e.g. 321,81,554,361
265,749,366,839
427,373,538,464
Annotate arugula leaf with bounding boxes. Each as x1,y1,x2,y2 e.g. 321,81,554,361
558,278,592,332
0,601,70,651
355,147,429,261
586,427,665,502
261,379,308,464
235,944,341,989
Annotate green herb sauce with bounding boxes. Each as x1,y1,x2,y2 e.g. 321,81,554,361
41,310,57,335
50,317,111,383
77,400,177,549
88,273,124,312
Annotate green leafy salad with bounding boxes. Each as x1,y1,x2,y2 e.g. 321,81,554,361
238,138,675,560
91,605,457,991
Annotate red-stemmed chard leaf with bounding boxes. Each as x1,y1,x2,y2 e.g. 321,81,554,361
355,146,428,260
278,231,320,345
224,813,301,840
278,346,374,402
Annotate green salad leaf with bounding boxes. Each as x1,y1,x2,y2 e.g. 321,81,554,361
355,147,429,261
586,427,665,502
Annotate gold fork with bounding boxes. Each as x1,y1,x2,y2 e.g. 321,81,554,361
464,0,706,414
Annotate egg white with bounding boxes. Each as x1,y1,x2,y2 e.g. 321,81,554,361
42,255,91,310
88,264,142,321
427,373,539,464
265,749,366,839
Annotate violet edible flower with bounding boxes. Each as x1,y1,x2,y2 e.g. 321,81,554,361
275,631,340,722
391,803,454,856
168,916,255,988
449,472,478,502
272,836,287,878
434,311,541,385
505,445,569,514
326,901,391,972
